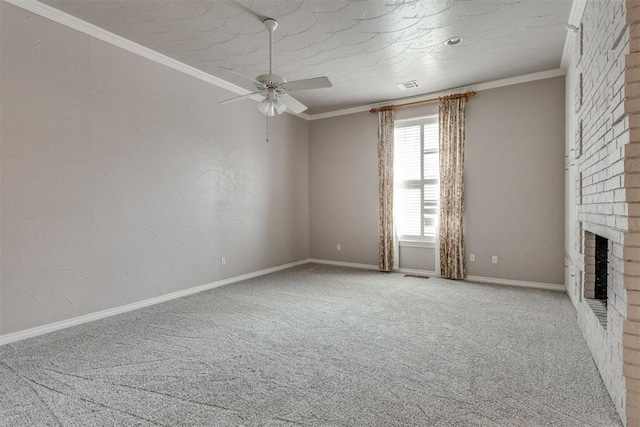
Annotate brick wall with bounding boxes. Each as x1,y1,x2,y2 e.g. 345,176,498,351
567,0,629,422
624,1,640,424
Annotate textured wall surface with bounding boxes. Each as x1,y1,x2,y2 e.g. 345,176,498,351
0,3,310,335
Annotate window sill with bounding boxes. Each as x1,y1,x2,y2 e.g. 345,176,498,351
398,241,436,249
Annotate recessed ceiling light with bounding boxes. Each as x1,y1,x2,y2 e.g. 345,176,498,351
445,36,462,46
397,80,421,90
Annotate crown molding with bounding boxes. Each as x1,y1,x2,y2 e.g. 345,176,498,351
561,0,587,70
567,0,587,29
4,0,314,120
5,0,254,97
307,68,567,121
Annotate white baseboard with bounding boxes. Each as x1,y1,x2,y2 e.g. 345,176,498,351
0,258,565,346
309,258,564,292
308,258,379,271
0,259,309,346
397,268,438,276
466,275,565,292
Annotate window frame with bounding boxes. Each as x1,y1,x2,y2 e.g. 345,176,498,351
394,114,439,247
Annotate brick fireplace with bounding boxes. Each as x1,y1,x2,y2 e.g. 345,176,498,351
565,0,640,425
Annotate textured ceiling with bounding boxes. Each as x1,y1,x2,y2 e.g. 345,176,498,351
39,0,572,115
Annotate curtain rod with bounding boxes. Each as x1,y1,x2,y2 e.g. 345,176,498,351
369,91,477,113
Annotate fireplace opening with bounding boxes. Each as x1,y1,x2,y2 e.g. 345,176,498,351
594,235,608,301
583,231,608,327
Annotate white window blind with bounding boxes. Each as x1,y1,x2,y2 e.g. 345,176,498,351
394,116,439,243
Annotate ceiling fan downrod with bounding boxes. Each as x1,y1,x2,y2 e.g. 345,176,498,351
264,19,278,75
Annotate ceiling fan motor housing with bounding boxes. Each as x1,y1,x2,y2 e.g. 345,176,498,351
256,73,286,86
256,74,287,100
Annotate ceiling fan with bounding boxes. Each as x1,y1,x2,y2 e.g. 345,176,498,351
219,18,332,116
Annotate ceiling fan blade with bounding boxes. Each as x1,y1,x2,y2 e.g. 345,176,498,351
219,67,261,86
278,94,308,114
284,76,332,92
219,91,264,105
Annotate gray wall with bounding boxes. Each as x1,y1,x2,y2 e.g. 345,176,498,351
309,77,565,284
465,77,565,283
309,112,379,265
1,3,310,335
399,247,437,271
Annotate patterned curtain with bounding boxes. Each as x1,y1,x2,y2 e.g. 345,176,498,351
439,96,467,279
378,109,394,272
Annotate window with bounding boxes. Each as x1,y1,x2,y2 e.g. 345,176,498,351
394,116,439,243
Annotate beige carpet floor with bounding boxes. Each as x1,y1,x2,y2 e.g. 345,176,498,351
0,263,622,426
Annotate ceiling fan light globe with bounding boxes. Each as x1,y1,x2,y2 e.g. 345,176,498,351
257,99,271,115
275,101,287,114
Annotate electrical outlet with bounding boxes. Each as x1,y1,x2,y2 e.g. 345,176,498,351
221,257,226,266
492,256,498,264
337,244,341,252
470,254,475,262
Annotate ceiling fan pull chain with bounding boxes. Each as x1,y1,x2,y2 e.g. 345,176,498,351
266,115,269,143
